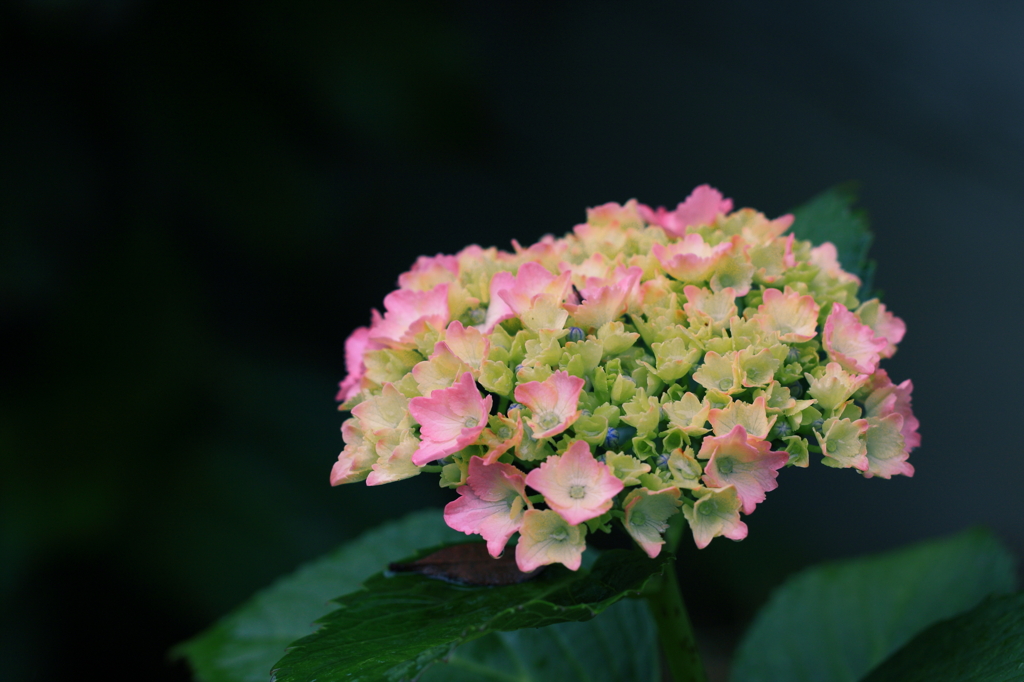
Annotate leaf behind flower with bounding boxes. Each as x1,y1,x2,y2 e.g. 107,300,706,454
730,527,1017,682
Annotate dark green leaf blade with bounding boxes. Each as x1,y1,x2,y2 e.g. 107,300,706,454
789,183,874,285
862,591,1024,682
270,549,669,682
174,509,463,682
730,528,1017,682
419,598,660,682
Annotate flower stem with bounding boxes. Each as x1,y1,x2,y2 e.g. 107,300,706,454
646,514,707,682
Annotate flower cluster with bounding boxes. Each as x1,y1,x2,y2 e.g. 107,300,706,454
332,185,919,572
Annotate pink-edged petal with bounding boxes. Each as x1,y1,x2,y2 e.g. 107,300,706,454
480,411,524,464
707,395,776,439
444,458,530,557
856,299,906,358
652,234,733,282
515,509,586,572
682,486,748,549
682,285,738,328
369,284,451,348
698,425,788,515
752,286,820,342
639,185,733,237
566,266,643,330
863,414,914,479
366,429,421,486
330,418,377,485
864,369,920,451
336,326,375,402
409,372,491,465
585,200,644,228
514,370,586,439
398,253,459,291
444,320,489,371
822,303,887,374
809,242,862,288
525,440,624,526
483,271,517,332
623,487,682,558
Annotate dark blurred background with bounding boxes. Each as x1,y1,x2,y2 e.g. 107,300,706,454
2,1,1023,680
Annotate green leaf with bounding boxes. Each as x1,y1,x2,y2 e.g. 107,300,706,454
174,509,464,682
730,528,1017,682
861,591,1024,682
176,509,662,682
789,183,874,285
419,598,660,682
270,548,669,682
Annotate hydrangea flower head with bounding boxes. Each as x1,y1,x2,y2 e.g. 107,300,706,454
333,185,918,571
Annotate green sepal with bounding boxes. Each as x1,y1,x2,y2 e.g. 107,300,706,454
621,390,663,437
652,337,702,382
782,435,810,468
363,349,422,386
638,471,673,491
661,428,687,452
605,452,651,486
796,405,822,435
629,313,657,348
573,413,610,446
392,373,422,399
584,510,615,534
632,437,658,461
594,402,621,428
516,364,552,384
479,360,514,397
591,366,611,403
515,425,555,462
597,320,640,356
611,373,638,405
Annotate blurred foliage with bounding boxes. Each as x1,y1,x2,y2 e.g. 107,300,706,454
731,528,1017,682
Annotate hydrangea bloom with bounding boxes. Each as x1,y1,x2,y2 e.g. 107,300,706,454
332,185,918,572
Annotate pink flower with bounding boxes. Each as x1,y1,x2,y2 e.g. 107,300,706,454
856,299,906,358
511,234,569,271
409,372,492,465
683,486,748,549
560,252,614,286
479,409,524,464
809,243,861,288
864,369,920,452
565,266,643,331
369,284,450,349
397,253,459,291
639,185,733,237
442,320,489,372
482,270,517,332
497,262,573,316
682,285,738,329
329,419,377,485
514,370,586,439
863,414,915,479
652,234,734,283
623,487,682,558
444,457,531,557
584,199,644,228
336,326,378,402
822,303,887,374
525,440,624,525
752,286,820,342
708,395,776,440
699,425,788,515
515,509,586,572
